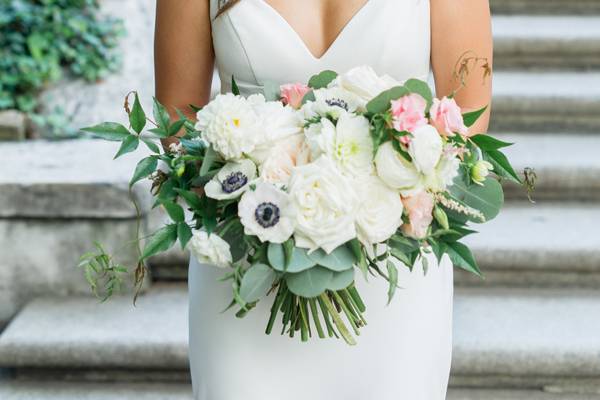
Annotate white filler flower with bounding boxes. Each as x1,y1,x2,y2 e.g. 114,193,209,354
238,182,297,243
195,93,260,160
288,156,359,253
204,159,257,200
317,113,374,178
189,230,232,269
355,175,404,246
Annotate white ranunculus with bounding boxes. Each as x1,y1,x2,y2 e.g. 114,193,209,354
195,93,260,160
303,121,328,161
238,182,297,243
355,175,404,246
408,124,443,175
204,159,257,200
374,141,423,196
334,66,401,105
288,156,359,253
301,87,362,120
189,230,232,268
258,134,310,186
318,113,374,178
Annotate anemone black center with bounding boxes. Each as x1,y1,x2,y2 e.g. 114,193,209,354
221,171,248,193
326,98,349,110
254,202,280,228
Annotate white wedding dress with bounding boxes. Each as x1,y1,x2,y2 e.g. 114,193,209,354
188,1,454,399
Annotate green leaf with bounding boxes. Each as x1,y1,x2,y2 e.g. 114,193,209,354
168,119,186,136
129,92,146,134
263,80,281,101
161,200,185,222
267,243,316,273
366,86,409,114
200,146,217,176
326,269,355,291
386,260,398,305
470,134,513,151
449,174,504,222
462,105,488,128
113,135,139,159
308,70,338,89
231,75,240,96
221,220,247,262
239,263,277,303
307,245,356,272
81,122,130,141
301,90,316,105
141,224,178,260
130,156,157,186
152,97,171,136
483,149,522,184
446,241,482,277
404,79,433,110
285,266,333,298
141,137,160,153
428,238,447,264
388,235,420,254
177,223,193,249
174,189,203,210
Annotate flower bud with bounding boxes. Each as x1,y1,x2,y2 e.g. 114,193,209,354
433,205,449,230
470,160,493,185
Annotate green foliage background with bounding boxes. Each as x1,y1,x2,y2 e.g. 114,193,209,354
0,0,123,134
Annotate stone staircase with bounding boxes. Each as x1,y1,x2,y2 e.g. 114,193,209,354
2,2,600,399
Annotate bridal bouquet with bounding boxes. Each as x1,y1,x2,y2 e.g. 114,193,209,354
81,66,524,345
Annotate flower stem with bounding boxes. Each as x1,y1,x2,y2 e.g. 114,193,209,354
317,296,338,338
308,298,326,338
332,291,360,336
347,284,366,313
319,293,356,346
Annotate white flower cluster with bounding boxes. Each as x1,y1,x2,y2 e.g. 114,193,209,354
190,66,462,265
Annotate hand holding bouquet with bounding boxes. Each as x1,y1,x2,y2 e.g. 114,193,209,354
81,66,524,345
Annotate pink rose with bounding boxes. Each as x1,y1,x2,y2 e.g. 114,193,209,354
401,191,434,239
280,83,311,109
429,97,469,137
390,93,428,134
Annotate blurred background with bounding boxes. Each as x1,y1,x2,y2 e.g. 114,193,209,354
1,0,600,399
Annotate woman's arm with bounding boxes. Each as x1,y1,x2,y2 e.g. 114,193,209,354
431,0,493,134
154,0,215,147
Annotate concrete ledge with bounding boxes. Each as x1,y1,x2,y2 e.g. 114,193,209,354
0,139,152,218
448,389,600,400
494,17,600,69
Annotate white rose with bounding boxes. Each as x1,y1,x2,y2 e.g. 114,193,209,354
424,148,461,192
288,156,359,253
375,141,423,196
408,124,443,175
334,65,400,105
189,230,232,268
258,134,310,186
355,175,404,246
318,113,374,178
195,93,260,160
238,182,297,243
301,87,362,120
204,159,257,200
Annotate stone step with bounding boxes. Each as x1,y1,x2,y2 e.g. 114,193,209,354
491,0,600,15
1,285,599,393
448,389,600,400
490,71,600,133
493,16,600,69
0,382,192,400
459,203,600,288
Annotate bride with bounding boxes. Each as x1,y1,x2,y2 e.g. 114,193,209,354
154,0,492,399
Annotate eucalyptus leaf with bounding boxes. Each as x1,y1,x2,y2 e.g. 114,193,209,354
200,146,217,176
239,263,277,303
449,174,504,222
404,79,433,110
326,268,355,291
285,266,333,298
366,86,409,114
307,70,338,89
308,245,356,271
262,80,281,101
267,243,316,273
